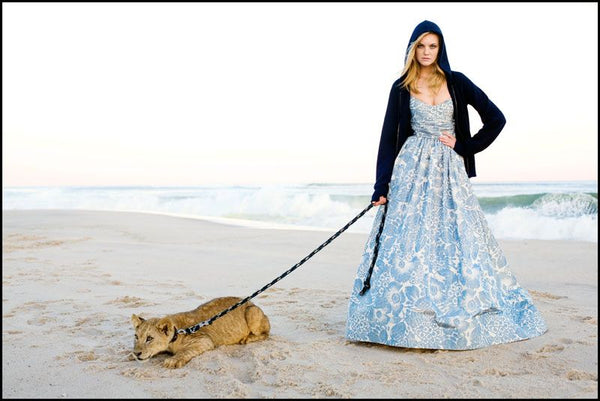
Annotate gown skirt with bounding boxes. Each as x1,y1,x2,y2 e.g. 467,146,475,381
345,97,547,350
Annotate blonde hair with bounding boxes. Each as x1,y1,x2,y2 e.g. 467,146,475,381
400,32,446,95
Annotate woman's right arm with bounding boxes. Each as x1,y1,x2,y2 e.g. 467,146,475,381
371,81,401,203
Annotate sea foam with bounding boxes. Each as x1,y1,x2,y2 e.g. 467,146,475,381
2,182,597,242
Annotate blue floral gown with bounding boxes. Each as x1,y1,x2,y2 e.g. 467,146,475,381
345,96,547,350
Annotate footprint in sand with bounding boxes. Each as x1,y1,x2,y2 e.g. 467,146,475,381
288,288,303,295
320,300,337,308
481,368,510,377
3,234,90,253
74,313,107,327
529,290,567,300
566,369,598,381
26,316,57,326
120,367,155,379
105,296,156,308
257,287,285,298
74,351,98,362
578,316,597,325
537,344,565,353
522,343,565,360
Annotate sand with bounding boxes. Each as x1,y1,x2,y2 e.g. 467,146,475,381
2,209,598,398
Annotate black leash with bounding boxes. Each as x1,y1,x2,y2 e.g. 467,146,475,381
359,201,388,295
178,201,382,335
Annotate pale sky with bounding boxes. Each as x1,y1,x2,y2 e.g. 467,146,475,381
2,2,598,186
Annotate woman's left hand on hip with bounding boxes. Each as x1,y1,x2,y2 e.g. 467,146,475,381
439,131,456,148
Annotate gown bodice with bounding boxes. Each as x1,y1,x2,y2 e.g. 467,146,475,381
410,96,455,139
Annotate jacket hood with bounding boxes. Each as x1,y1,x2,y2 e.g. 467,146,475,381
405,20,452,77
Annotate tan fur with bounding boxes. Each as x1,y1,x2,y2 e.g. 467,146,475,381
130,297,270,369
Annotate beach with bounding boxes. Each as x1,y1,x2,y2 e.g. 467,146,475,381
2,209,598,398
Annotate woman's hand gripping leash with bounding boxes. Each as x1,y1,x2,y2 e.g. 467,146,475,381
372,196,387,206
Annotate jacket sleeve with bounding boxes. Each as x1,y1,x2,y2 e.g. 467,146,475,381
371,82,400,202
453,73,506,157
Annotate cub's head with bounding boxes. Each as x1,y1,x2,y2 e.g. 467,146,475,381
130,314,177,361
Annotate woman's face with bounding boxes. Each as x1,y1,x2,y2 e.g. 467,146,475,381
415,33,439,67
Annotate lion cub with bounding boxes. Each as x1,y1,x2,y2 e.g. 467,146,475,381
130,296,270,368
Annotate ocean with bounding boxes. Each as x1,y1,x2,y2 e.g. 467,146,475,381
2,181,597,243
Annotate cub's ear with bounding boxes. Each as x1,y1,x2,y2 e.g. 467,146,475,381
131,314,145,328
157,318,174,337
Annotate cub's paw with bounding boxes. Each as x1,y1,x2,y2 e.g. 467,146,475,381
163,356,187,369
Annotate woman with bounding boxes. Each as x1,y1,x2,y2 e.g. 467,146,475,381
345,20,547,350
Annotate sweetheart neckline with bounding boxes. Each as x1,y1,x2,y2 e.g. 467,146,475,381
410,96,452,107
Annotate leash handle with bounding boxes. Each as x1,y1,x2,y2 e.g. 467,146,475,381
178,202,375,335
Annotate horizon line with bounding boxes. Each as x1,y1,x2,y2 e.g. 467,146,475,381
2,179,598,189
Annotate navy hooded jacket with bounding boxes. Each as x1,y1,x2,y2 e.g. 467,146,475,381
371,20,506,202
